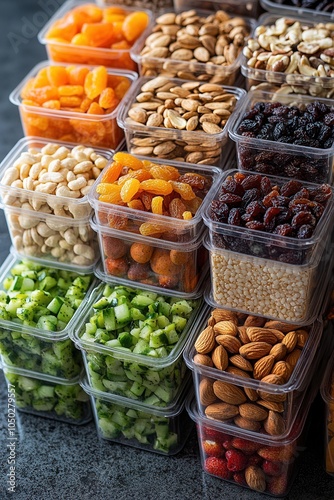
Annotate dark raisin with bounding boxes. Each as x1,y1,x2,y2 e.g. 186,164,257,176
309,184,332,203
241,174,262,190
297,224,314,239
241,188,261,207
278,252,302,264
254,163,276,175
221,177,244,196
293,188,310,199
238,119,261,134
245,221,265,231
263,190,280,207
280,180,303,197
311,202,325,219
227,208,242,226
263,207,281,225
291,211,316,228
276,208,292,224
219,193,243,206
324,112,334,127
210,201,229,222
260,176,272,196
271,196,290,207
273,224,294,236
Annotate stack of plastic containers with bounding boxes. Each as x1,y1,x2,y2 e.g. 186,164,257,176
0,252,95,424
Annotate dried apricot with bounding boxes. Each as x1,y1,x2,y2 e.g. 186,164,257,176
113,152,144,170
140,179,173,196
151,196,164,215
81,22,116,47
122,11,149,43
87,102,104,114
67,66,90,85
84,66,107,100
120,178,141,203
47,66,69,87
130,243,154,264
99,87,117,109
58,85,84,96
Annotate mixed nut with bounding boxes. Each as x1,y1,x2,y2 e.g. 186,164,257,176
139,10,251,84
193,308,310,435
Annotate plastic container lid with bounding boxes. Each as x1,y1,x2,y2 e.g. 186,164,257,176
260,0,334,22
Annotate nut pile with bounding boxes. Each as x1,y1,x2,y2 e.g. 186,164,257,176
243,17,334,82
7,212,98,267
1,143,108,219
139,10,250,84
250,81,334,101
194,308,310,435
200,423,298,495
125,77,239,164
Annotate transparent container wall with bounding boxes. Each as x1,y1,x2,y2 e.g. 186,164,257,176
244,81,334,102
260,0,334,22
0,137,113,220
3,368,91,425
174,0,260,17
4,207,99,272
97,0,173,11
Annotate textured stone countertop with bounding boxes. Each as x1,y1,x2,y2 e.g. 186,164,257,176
0,1,334,499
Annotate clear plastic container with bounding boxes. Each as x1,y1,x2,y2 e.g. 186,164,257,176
184,305,323,438
72,282,202,405
88,153,223,241
131,9,255,86
241,14,334,93
9,61,137,149
1,363,91,425
228,89,334,184
186,378,317,497
97,0,173,10
246,81,334,101
174,0,259,17
260,0,334,22
37,0,154,70
0,137,114,220
0,252,95,377
204,233,332,323
321,349,334,476
117,77,246,167
3,205,99,271
91,216,208,294
81,374,193,454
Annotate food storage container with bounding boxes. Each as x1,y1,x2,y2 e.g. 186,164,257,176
88,153,223,242
38,0,154,70
1,363,91,424
0,137,113,220
174,0,259,17
117,76,246,167
240,14,334,94
184,303,323,436
321,349,334,476
246,81,334,102
186,382,317,497
97,0,173,11
3,205,99,271
228,90,334,184
0,252,95,377
72,282,203,405
81,374,193,454
260,0,334,22
9,61,137,149
91,216,208,294
130,9,254,86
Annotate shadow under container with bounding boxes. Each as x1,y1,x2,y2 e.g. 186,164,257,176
240,14,334,97
91,216,208,294
37,0,154,71
117,77,246,166
81,374,193,454
260,0,334,23
183,304,323,437
0,137,114,221
130,9,255,86
88,155,223,242
72,283,202,406
3,205,99,271
201,170,334,323
9,61,137,149
1,363,91,425
0,252,96,378
228,89,334,184
321,348,334,476
186,386,317,497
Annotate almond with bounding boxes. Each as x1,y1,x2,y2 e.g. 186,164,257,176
244,315,266,327
234,415,261,432
245,466,266,492
271,361,292,381
244,387,259,402
205,402,239,421
211,345,229,371
202,121,222,134
239,342,272,360
239,403,268,421
296,329,309,348
225,366,251,378
264,410,286,436
286,348,302,368
282,331,298,352
238,326,250,344
261,374,285,385
229,354,253,372
207,315,215,327
257,390,287,403
257,400,284,412
216,334,241,353
267,329,285,342
193,353,214,368
246,327,278,345
253,355,275,380
194,326,216,354
213,381,247,405
213,320,238,336
199,378,217,406
269,343,287,361
264,320,302,333
211,308,238,324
